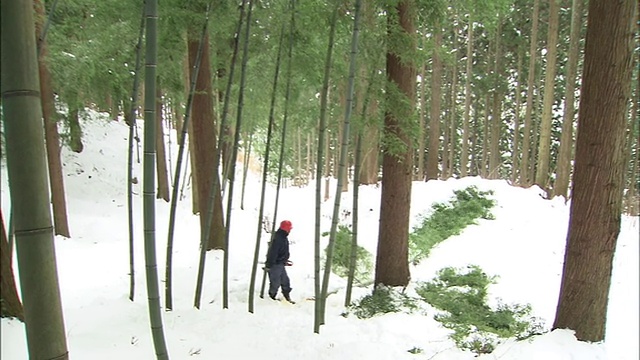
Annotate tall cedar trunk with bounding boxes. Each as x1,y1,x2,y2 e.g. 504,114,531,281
552,0,635,341
188,33,225,250
535,0,560,189
35,0,70,237
68,103,84,153
470,96,480,175
375,0,415,287
553,0,583,199
520,0,540,186
1,0,69,356
461,12,473,178
481,94,491,178
155,83,170,202
447,18,458,179
426,24,442,181
530,74,544,182
488,19,502,179
1,211,24,321
441,71,451,179
183,52,200,214
417,64,426,180
511,51,523,183
174,107,184,146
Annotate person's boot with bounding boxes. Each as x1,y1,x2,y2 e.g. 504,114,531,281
283,292,295,304
269,293,276,300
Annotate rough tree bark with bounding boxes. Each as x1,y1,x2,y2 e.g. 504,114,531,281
535,0,561,189
35,0,70,237
520,0,540,186
553,0,635,342
553,0,583,199
426,24,442,181
155,82,170,202
188,32,225,250
375,0,415,287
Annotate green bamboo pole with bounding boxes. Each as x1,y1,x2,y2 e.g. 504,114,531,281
250,10,286,313
314,1,340,334
36,0,59,57
127,0,146,303
1,0,68,358
258,0,297,301
345,66,374,307
320,0,361,324
141,0,169,357
223,0,255,309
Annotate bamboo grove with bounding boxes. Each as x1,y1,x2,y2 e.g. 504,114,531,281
0,0,637,358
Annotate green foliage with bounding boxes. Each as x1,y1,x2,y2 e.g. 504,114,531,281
323,225,373,286
407,346,423,354
348,286,418,319
416,265,544,355
409,186,495,264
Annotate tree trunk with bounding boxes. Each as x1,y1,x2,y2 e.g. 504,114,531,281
426,23,442,181
182,52,200,214
35,0,70,238
1,211,24,321
441,71,451,179
511,50,523,184
461,12,473,178
306,132,312,182
520,0,540,186
552,0,635,342
322,0,361,318
141,0,170,356
68,102,84,153
417,63,426,180
1,1,68,356
553,0,584,199
375,0,415,287
488,19,503,180
535,0,561,189
481,94,491,178
470,95,481,175
155,82,170,202
174,106,184,146
188,32,225,250
446,18,458,179
530,73,544,184
359,106,380,185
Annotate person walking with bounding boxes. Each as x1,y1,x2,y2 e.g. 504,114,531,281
265,220,294,303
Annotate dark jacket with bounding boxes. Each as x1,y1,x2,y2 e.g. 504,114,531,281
265,229,290,267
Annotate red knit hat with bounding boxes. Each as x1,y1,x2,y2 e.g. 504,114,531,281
280,220,293,232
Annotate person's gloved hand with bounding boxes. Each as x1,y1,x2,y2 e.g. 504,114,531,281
285,260,293,266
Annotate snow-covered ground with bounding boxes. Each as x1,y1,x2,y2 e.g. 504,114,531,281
1,110,638,359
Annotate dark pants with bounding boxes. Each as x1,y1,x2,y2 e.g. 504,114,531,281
268,263,291,298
